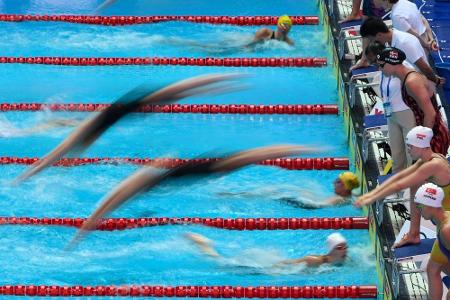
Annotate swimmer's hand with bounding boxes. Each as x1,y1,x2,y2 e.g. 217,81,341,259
349,58,370,72
353,194,373,208
428,40,439,52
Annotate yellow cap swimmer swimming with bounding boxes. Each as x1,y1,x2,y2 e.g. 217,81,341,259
277,15,293,28
339,172,360,191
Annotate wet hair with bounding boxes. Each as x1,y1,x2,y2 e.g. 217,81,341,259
365,41,386,61
389,0,399,3
360,17,389,38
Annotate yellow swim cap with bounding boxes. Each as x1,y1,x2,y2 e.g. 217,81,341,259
339,172,360,191
277,15,293,27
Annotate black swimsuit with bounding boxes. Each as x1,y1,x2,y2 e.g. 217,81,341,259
270,31,276,39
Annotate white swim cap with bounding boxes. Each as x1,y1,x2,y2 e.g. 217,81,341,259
414,183,444,208
326,233,347,252
406,126,433,148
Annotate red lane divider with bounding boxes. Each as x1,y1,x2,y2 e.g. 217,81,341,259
0,157,349,170
0,217,369,231
0,14,319,26
0,103,339,115
0,285,377,298
0,56,327,67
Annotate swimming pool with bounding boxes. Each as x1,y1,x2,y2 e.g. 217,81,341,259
0,0,378,298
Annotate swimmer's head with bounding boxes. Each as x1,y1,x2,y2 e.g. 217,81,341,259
326,233,348,262
406,126,433,159
339,172,360,191
277,15,292,32
376,47,406,75
414,183,444,219
334,172,359,196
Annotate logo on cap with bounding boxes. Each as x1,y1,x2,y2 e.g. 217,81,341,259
416,133,427,140
390,51,398,59
426,188,437,195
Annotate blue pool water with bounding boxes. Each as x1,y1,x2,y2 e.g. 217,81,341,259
0,0,378,297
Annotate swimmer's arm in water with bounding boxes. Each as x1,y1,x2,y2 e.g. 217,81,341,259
324,195,349,206
26,119,81,134
275,255,324,267
278,197,326,209
284,37,295,46
245,28,273,48
185,233,221,259
216,191,258,198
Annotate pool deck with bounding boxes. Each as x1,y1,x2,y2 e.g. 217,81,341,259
319,0,450,298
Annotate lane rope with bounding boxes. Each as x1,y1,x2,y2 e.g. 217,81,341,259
0,56,327,67
0,157,350,170
0,285,377,298
0,14,319,26
0,216,369,230
0,103,339,115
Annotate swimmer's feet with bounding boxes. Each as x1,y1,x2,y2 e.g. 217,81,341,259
392,233,421,248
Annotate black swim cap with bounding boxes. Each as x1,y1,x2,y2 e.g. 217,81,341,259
376,47,406,65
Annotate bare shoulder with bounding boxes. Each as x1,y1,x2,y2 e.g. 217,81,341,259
417,157,443,171
440,222,450,238
255,27,272,38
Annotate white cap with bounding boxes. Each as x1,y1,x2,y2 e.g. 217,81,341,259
326,233,347,252
414,183,444,208
406,126,433,148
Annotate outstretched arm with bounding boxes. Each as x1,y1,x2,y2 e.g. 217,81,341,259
356,161,421,200
355,160,437,207
276,255,325,267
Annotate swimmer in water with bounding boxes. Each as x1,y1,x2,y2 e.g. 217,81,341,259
67,144,321,249
280,172,360,209
164,15,295,54
186,232,348,268
14,73,244,184
218,172,360,209
247,15,295,47
0,117,80,137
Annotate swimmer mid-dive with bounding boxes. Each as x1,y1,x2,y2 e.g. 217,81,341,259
186,232,348,268
67,144,321,249
218,172,360,209
14,73,244,184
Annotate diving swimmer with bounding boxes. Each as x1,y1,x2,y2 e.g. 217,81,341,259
186,232,348,268
14,73,244,184
68,144,321,248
